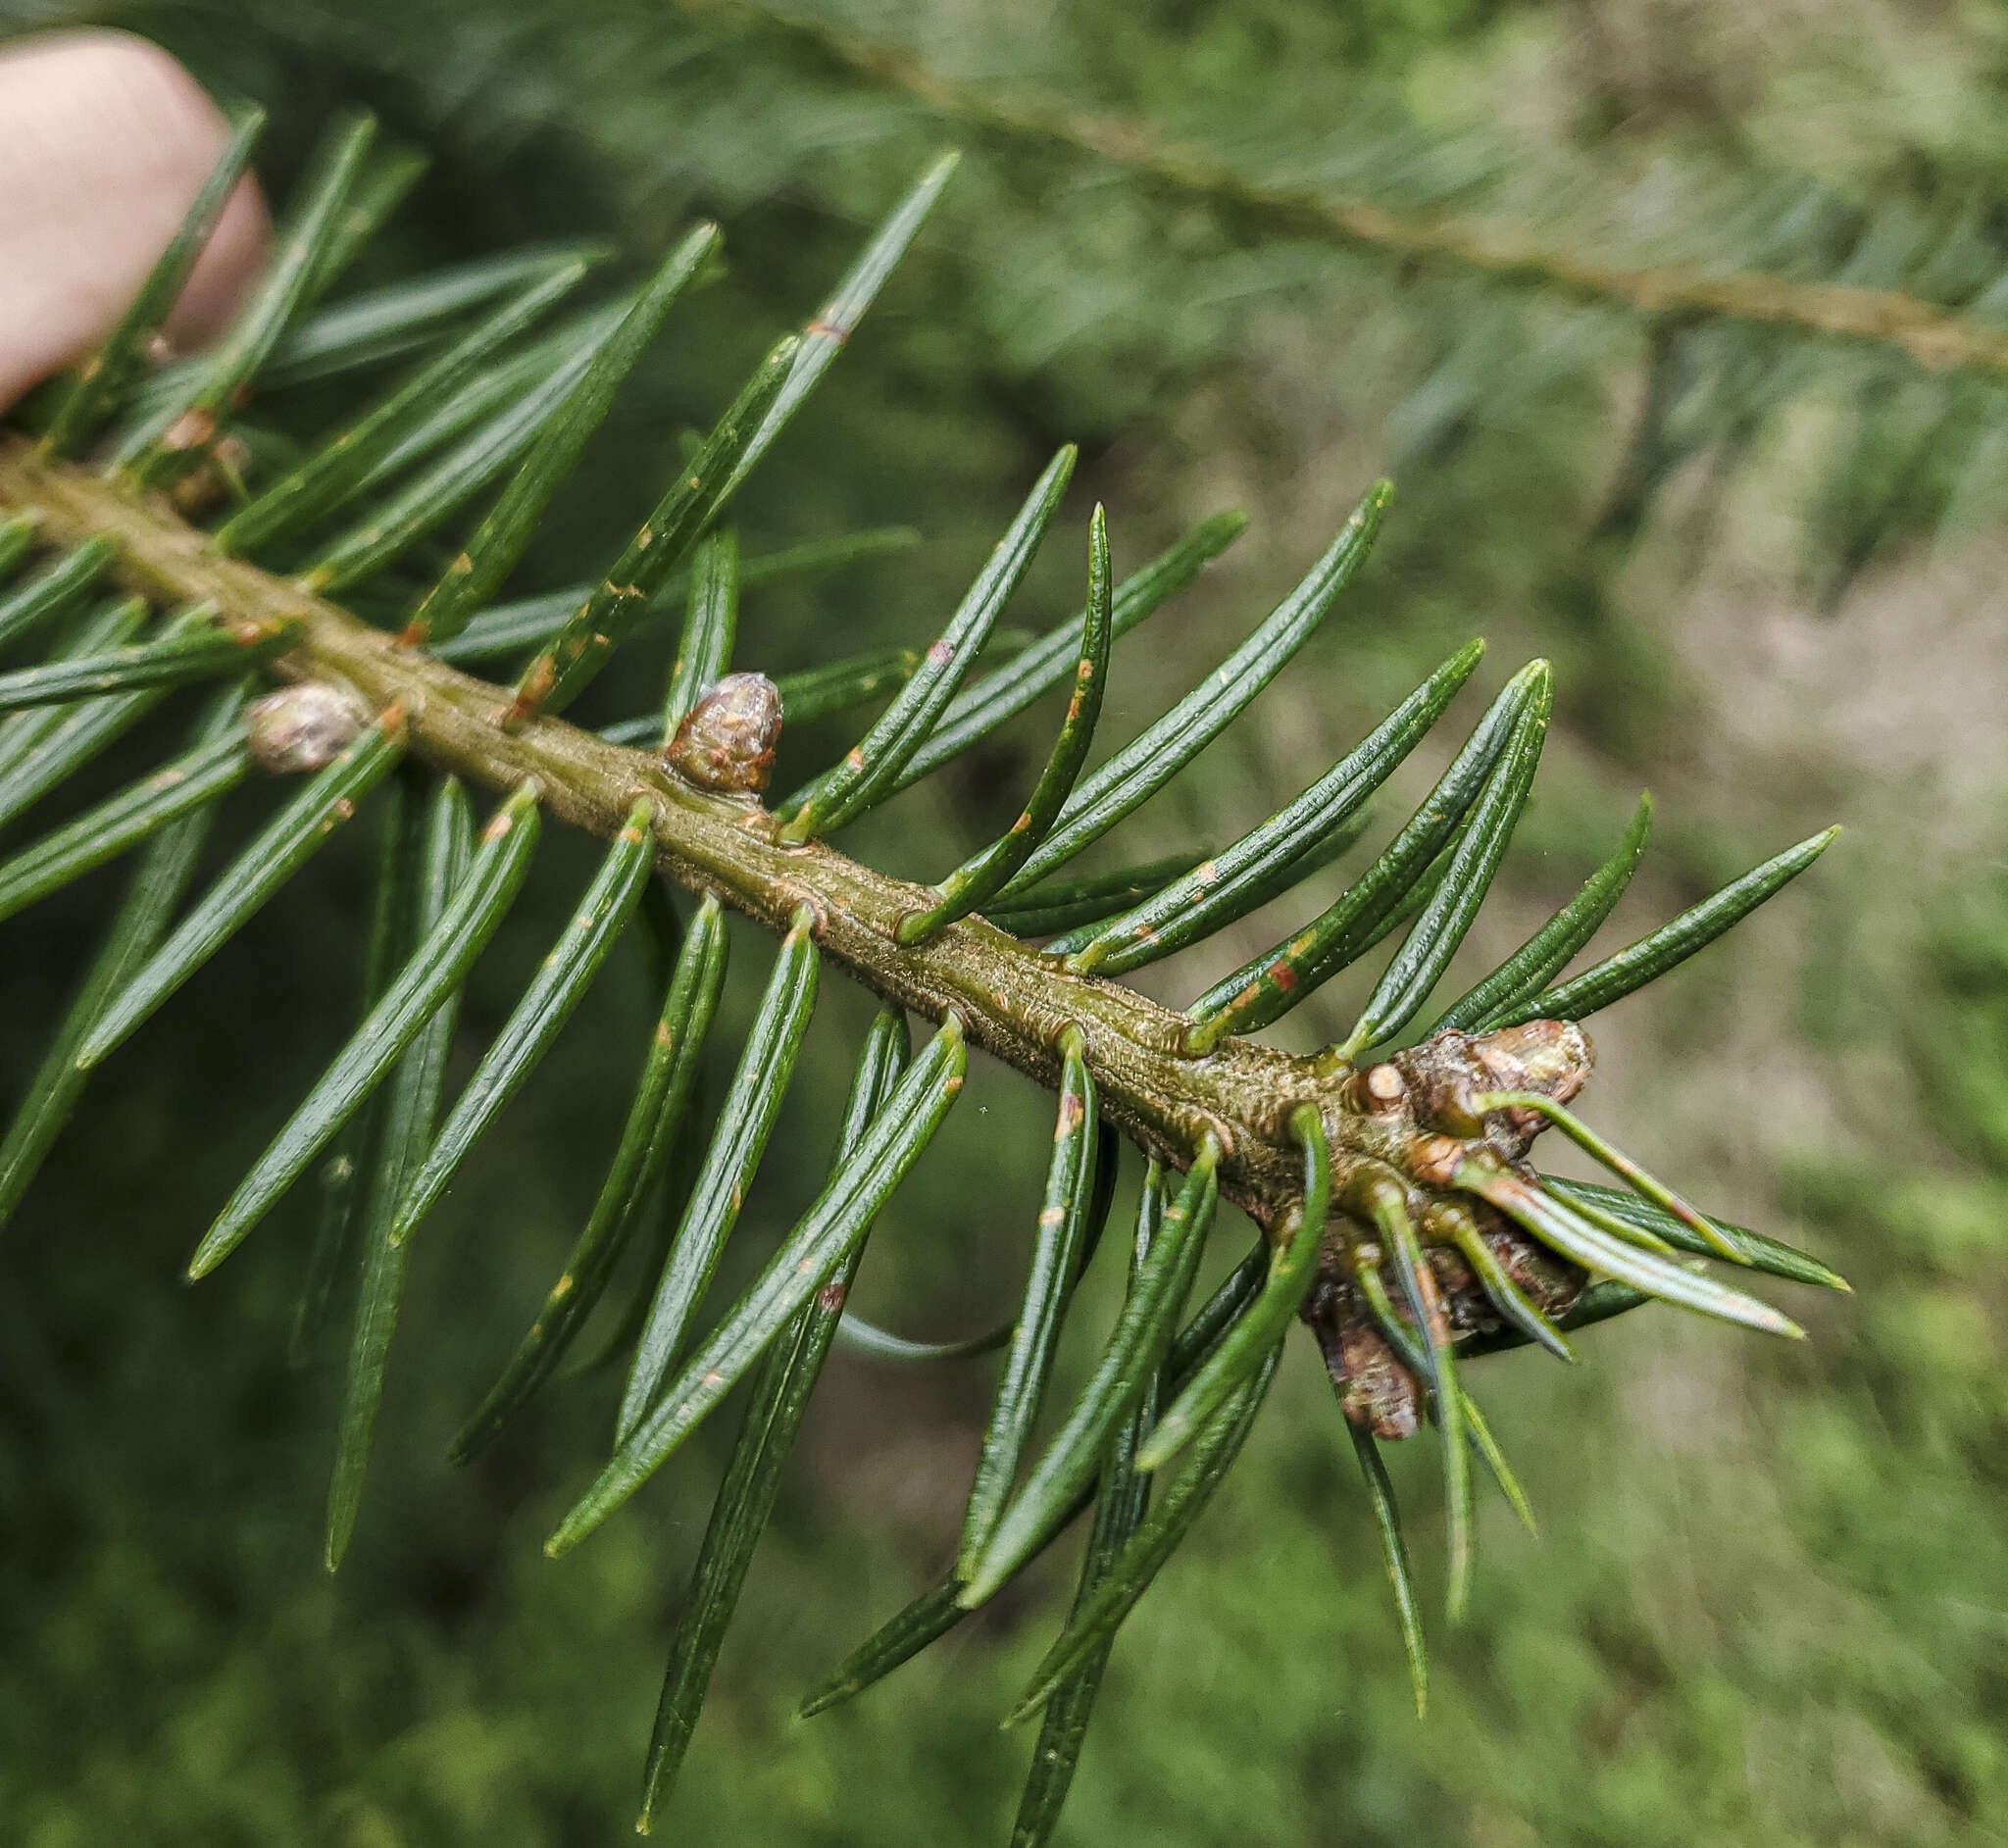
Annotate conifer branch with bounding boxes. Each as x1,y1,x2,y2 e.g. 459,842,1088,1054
0,431,1352,1233
667,0,2008,380
0,106,1856,1842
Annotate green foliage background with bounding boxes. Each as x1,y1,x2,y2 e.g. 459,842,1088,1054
2,1,2006,1842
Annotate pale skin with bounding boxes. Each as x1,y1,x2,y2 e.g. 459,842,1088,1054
0,30,267,410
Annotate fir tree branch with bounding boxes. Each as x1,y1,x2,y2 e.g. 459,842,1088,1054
0,432,1405,1234
667,0,2008,380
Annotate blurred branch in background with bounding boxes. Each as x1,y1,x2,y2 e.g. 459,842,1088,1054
668,0,2008,380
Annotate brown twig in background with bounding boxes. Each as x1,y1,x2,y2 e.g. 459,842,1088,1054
667,0,2008,378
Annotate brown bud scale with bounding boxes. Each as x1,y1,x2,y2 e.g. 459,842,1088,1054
246,680,373,774
665,672,783,794
1300,1019,1600,1435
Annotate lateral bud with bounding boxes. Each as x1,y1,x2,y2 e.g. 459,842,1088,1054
246,680,374,774
665,672,782,794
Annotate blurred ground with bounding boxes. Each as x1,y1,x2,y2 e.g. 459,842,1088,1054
1,2,2005,1843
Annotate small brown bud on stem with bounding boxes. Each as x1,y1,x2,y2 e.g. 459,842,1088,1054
665,672,782,794
246,679,372,774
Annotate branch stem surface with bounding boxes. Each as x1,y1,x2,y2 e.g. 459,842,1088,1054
0,435,1411,1229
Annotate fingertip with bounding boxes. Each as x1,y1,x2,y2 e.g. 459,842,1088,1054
0,30,270,407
